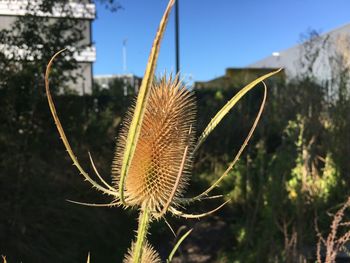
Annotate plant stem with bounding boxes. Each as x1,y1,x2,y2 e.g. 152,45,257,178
133,207,151,263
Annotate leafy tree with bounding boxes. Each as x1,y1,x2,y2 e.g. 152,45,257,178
0,1,133,262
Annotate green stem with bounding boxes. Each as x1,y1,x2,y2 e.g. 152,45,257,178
133,207,151,263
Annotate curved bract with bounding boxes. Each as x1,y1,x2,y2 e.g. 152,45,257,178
45,49,118,198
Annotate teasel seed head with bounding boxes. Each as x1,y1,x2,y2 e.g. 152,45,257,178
112,75,196,214
123,241,161,263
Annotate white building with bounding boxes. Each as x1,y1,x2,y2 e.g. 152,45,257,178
249,23,350,85
0,0,96,94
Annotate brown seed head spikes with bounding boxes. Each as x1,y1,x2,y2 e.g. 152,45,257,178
123,241,161,263
112,75,196,214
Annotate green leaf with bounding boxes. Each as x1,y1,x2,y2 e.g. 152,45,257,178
166,229,193,263
193,68,282,153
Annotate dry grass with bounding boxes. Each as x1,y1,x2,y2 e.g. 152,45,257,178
316,197,350,263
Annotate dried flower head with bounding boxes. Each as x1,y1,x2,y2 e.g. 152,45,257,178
112,75,196,213
45,0,280,261
123,241,161,263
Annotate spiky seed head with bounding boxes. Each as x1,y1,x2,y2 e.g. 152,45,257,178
112,75,196,213
123,241,161,263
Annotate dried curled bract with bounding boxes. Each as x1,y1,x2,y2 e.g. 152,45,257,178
123,241,161,263
112,75,196,213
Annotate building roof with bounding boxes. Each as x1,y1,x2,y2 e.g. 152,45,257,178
248,23,350,83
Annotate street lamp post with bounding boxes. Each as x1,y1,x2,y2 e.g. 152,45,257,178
175,0,180,74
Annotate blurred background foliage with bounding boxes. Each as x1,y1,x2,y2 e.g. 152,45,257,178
1,1,350,262
2,65,350,262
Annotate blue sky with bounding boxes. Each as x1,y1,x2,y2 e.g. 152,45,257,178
92,0,350,83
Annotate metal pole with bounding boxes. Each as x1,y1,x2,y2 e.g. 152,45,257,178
175,0,180,74
122,39,128,73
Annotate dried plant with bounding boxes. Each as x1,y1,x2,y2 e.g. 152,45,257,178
123,241,162,263
276,218,298,262
44,0,281,262
316,197,350,263
111,75,196,214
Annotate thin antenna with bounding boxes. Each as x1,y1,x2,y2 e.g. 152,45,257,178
122,38,128,73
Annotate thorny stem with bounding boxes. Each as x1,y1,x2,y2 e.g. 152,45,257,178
133,207,151,263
